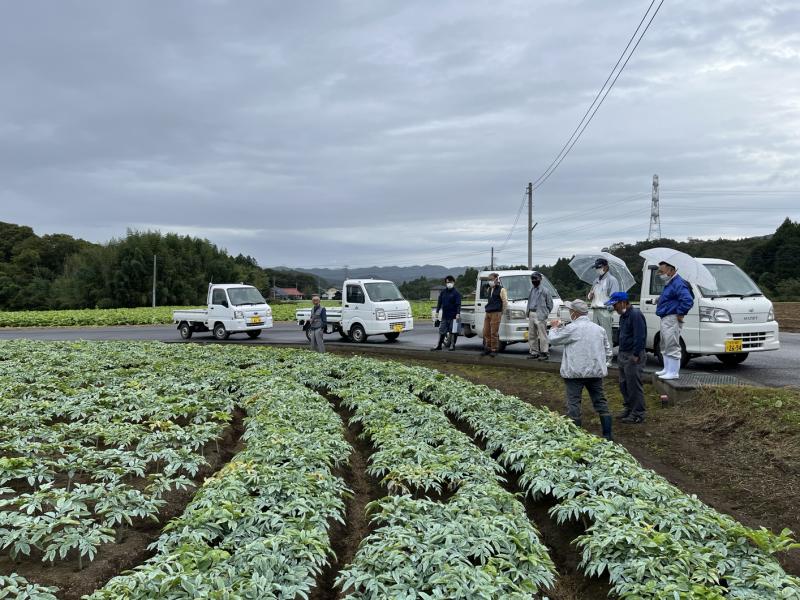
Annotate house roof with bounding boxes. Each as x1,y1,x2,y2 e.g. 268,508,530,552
278,287,304,296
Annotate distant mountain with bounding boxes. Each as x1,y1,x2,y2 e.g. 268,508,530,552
283,265,469,286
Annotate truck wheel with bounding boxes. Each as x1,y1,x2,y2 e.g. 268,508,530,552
213,323,229,340
350,324,367,344
384,332,400,341
716,352,748,366
179,322,193,340
339,329,350,340
247,330,262,339
305,328,312,341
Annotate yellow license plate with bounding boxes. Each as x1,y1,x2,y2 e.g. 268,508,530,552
249,317,263,324
392,324,403,333
523,330,529,341
725,339,743,352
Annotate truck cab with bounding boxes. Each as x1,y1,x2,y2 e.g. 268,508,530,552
173,284,273,340
638,258,779,366
296,278,414,343
460,270,563,351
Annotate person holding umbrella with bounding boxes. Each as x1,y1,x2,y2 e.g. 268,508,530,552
588,258,620,349
548,299,613,440
526,271,553,360
655,260,694,380
607,291,647,423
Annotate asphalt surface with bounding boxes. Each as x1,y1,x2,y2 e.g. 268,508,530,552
1,321,798,389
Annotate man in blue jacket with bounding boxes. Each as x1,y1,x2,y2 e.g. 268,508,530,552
655,261,695,380
607,292,647,423
431,275,462,351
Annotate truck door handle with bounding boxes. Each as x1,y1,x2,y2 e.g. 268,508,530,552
345,305,349,308
644,299,654,305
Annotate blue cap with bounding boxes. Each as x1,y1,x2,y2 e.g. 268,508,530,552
605,291,629,305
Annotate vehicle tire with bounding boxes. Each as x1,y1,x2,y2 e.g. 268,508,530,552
339,329,350,340
213,323,229,340
305,328,312,341
653,335,689,367
247,330,262,339
350,324,367,344
716,352,749,366
179,322,192,340
384,332,400,341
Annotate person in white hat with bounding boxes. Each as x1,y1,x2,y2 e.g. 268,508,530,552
587,257,620,351
548,299,613,440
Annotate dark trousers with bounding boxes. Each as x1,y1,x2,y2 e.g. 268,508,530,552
618,350,646,417
565,377,610,424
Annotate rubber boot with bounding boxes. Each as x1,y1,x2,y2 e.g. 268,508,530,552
600,415,613,441
449,334,458,351
430,334,445,351
659,356,680,380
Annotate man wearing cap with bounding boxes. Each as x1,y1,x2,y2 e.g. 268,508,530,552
431,275,462,352
608,291,647,423
526,271,553,361
482,272,507,357
655,261,694,380
588,258,620,352
548,299,613,440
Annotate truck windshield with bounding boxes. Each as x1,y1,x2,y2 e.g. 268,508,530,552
364,282,404,302
481,275,559,301
699,264,762,298
227,287,266,306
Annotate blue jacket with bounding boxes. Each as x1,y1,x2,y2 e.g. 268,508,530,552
618,306,647,354
436,287,462,320
656,274,694,317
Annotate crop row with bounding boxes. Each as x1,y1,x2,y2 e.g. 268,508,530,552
288,353,557,599
86,372,351,599
325,356,800,600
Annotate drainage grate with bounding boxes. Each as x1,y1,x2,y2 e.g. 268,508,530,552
680,373,741,386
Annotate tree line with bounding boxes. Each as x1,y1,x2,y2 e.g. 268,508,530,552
0,223,322,311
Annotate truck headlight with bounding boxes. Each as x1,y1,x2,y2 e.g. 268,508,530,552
234,310,244,319
506,309,527,320
375,308,386,320
768,306,774,321
699,306,731,323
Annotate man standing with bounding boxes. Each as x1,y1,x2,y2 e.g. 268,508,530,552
548,299,613,440
655,261,694,380
431,275,462,352
588,258,620,350
526,271,553,361
307,294,327,353
482,272,507,357
607,291,647,424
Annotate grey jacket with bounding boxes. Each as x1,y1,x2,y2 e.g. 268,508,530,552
547,315,612,379
309,305,327,330
526,285,553,320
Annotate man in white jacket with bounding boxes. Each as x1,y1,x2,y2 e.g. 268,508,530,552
548,299,613,440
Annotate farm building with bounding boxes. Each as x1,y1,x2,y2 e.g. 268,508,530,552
429,285,445,300
271,286,304,300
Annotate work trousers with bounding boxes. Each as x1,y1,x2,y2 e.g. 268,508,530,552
659,314,683,359
527,314,548,354
565,377,610,424
592,308,614,348
309,328,325,353
618,350,646,418
483,311,502,352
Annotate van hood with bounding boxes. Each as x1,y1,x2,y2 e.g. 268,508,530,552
701,295,772,324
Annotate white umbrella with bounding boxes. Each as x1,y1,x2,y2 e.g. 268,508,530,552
568,252,636,291
639,247,717,290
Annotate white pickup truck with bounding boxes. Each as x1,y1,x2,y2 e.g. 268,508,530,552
296,279,414,343
614,258,780,366
458,270,564,351
173,284,273,340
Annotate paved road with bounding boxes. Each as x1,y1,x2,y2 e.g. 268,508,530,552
1,322,798,388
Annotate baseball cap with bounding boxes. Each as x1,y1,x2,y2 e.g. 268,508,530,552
605,291,629,305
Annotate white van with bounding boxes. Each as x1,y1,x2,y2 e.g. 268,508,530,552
296,279,414,343
635,258,780,366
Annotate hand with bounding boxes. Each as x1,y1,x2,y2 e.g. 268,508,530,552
456,314,460,320
632,355,640,364
588,291,594,300
677,315,684,323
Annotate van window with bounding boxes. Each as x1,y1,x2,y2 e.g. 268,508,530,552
648,268,666,296
212,289,228,305
346,285,365,304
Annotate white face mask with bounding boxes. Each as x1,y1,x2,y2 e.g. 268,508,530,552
446,283,454,289
488,280,496,288
596,267,605,275
658,273,670,282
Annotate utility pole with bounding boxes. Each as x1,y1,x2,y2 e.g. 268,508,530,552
152,255,157,308
648,174,661,240
527,182,533,269
490,247,494,270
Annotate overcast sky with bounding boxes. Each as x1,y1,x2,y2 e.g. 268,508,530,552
1,1,798,268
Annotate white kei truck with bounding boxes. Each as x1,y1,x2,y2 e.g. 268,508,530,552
296,279,414,343
456,270,564,352
173,284,274,340
616,258,780,367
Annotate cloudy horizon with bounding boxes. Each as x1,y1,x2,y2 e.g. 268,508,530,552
1,0,798,269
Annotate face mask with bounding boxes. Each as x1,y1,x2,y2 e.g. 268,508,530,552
446,283,454,289
620,307,627,314
488,280,496,288
596,268,605,275
658,273,670,282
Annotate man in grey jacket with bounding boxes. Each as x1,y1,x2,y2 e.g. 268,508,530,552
526,271,553,361
548,299,613,440
307,295,327,353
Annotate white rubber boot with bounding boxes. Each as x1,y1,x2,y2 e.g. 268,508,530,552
655,358,668,377
659,356,680,380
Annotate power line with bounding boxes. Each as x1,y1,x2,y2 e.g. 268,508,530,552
498,192,529,251
532,0,666,191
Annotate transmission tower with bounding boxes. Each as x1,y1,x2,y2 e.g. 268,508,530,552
647,174,661,240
